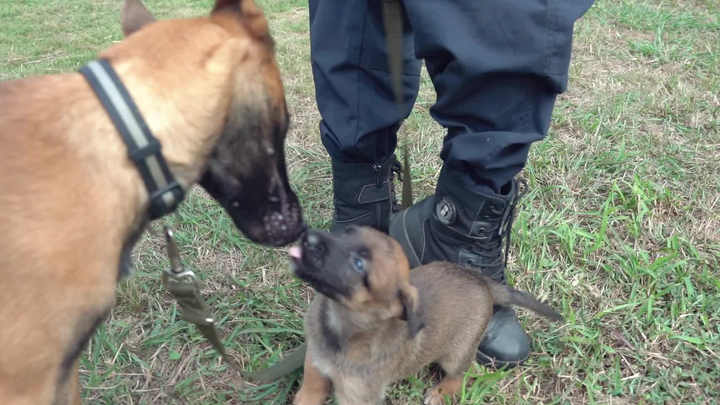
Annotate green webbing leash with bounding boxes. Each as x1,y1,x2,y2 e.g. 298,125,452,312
161,226,247,379
161,225,305,383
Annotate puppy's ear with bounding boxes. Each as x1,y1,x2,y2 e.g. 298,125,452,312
121,0,156,38
398,284,425,339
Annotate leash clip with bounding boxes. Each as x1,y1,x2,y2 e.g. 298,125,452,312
161,226,214,326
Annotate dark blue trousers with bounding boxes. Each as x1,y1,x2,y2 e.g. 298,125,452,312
308,0,595,194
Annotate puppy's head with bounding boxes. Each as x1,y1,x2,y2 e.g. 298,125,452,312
116,0,305,247
290,226,425,338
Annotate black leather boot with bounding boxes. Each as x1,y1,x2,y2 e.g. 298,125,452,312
329,155,401,235
389,164,530,368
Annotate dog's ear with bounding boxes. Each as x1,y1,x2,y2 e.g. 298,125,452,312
212,0,259,15
398,284,425,339
212,0,241,13
121,0,156,38
211,0,267,37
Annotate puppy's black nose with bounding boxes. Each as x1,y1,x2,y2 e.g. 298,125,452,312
307,232,320,247
301,230,327,268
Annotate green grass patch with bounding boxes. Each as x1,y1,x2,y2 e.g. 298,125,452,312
1,0,718,404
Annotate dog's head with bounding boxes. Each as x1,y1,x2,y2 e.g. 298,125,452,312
289,226,425,338
116,0,305,247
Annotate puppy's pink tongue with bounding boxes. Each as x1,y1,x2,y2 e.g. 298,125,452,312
289,246,302,260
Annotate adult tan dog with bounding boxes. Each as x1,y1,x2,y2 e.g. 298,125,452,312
288,225,563,405
0,0,306,404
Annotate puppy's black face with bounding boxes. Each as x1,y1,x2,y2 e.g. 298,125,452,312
289,226,412,315
290,226,425,337
199,97,306,248
289,227,368,302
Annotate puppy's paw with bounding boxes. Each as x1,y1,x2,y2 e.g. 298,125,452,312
424,377,462,405
293,387,328,405
424,386,450,405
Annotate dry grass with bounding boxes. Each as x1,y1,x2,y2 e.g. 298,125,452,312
1,0,719,404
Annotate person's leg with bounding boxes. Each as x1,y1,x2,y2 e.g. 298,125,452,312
390,0,595,367
308,0,421,234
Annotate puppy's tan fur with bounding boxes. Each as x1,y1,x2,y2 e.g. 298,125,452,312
291,226,563,405
0,1,303,404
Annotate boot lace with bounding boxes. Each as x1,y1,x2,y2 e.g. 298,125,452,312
466,178,528,281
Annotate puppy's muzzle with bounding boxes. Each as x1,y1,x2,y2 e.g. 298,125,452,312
290,230,348,300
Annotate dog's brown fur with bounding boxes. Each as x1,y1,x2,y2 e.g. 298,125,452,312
289,226,563,405
0,1,306,404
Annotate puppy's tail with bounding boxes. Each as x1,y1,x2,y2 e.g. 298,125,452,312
488,281,564,323
240,343,306,381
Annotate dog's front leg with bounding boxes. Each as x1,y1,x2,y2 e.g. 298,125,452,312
293,351,331,405
68,358,83,405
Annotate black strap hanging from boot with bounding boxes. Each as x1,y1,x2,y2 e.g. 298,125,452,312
381,0,414,209
78,59,184,220
382,0,405,107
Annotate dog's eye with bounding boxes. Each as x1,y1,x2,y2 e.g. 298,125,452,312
352,257,365,273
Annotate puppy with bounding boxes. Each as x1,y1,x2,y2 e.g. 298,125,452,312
0,1,305,404
288,225,563,405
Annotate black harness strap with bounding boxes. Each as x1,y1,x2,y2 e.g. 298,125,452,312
78,58,184,220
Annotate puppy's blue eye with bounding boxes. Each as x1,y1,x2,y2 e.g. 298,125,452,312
352,257,365,273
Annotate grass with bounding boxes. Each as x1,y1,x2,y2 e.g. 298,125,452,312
1,0,719,403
